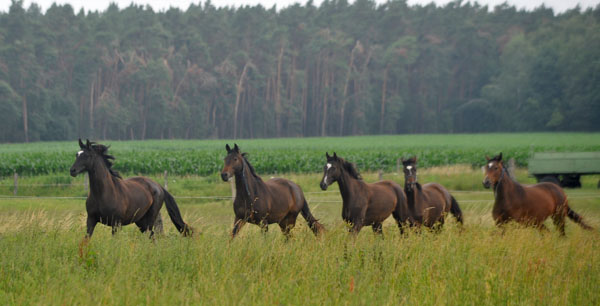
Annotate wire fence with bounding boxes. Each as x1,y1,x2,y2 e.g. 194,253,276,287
1,173,599,202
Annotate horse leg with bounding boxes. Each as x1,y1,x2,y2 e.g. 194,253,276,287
372,222,384,237
231,217,246,240
85,215,98,238
260,220,269,235
537,223,550,234
350,220,364,236
111,223,121,236
552,214,566,236
79,216,97,259
279,214,297,240
135,218,155,238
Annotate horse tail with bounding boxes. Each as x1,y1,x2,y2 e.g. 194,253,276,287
300,200,325,236
449,195,464,225
163,189,193,236
567,206,594,231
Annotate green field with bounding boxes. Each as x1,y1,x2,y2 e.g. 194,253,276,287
1,134,600,304
1,133,599,176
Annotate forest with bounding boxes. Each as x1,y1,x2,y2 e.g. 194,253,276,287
0,0,598,142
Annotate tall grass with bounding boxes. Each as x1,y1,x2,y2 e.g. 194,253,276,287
1,167,599,304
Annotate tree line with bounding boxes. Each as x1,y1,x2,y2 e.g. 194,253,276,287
0,0,598,143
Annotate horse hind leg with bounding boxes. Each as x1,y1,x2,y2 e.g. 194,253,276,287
552,214,566,236
279,214,298,240
372,222,384,237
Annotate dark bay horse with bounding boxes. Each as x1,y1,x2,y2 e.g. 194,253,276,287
319,152,410,235
70,139,192,240
483,153,593,234
401,157,463,229
220,144,325,239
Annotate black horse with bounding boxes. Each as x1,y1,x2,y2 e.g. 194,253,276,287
70,139,192,241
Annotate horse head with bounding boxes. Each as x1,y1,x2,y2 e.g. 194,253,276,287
483,153,504,189
221,143,243,181
401,156,418,192
320,152,343,190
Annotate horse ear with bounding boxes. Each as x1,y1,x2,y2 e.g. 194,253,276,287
233,143,240,153
85,139,91,149
498,152,503,161
226,144,231,152
485,155,490,161
78,138,85,149
326,152,330,158
413,156,418,163
333,152,338,159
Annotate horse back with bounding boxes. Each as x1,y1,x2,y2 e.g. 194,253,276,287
264,177,304,213
421,183,452,212
118,177,161,218
366,180,404,212
368,180,403,200
523,182,566,211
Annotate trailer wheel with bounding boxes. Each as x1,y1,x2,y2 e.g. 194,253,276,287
540,175,560,186
561,175,581,188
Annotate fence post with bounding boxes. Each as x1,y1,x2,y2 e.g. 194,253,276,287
508,158,516,180
13,172,18,196
163,170,168,191
378,169,383,181
230,179,236,202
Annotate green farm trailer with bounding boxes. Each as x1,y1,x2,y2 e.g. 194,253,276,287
528,152,600,188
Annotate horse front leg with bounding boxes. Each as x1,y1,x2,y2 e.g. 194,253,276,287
231,217,247,240
85,215,98,239
350,220,364,235
79,215,97,259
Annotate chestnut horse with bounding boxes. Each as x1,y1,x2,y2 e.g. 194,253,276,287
401,157,463,230
70,139,192,240
319,152,410,235
483,153,593,234
220,144,324,239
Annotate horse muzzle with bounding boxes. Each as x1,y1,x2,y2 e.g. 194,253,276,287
70,167,81,177
220,172,231,182
482,179,491,189
320,181,328,191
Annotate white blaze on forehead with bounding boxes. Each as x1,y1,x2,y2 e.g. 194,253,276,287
323,163,332,184
406,166,412,170
488,162,494,168
77,151,84,156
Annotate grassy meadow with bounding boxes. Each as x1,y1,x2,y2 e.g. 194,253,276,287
1,134,600,304
1,167,599,304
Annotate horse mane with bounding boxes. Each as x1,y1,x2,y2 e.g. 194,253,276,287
90,142,122,180
241,153,262,181
341,158,362,180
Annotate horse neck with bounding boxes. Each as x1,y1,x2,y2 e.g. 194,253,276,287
336,170,364,204
494,169,519,204
233,159,263,202
405,182,423,210
87,158,117,198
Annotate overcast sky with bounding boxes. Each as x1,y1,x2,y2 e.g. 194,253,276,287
0,0,597,14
